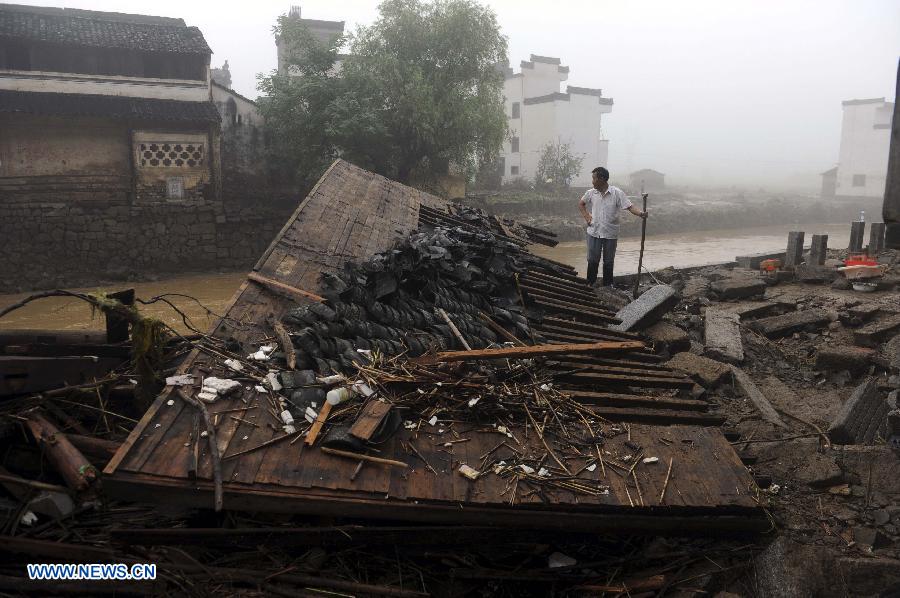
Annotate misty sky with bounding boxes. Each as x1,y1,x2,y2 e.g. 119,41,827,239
15,0,900,189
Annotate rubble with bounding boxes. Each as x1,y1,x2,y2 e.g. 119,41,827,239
643,320,691,353
730,366,788,428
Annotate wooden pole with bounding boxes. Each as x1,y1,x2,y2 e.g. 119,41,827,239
632,191,649,299
24,412,97,492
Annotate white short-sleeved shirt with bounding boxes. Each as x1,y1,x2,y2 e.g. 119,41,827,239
582,185,633,239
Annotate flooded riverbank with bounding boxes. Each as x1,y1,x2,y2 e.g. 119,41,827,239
0,222,854,332
531,222,852,277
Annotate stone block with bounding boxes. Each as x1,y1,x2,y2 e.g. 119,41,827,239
751,309,831,338
854,315,900,348
735,251,785,270
732,301,796,322
704,308,744,364
809,234,828,266
853,527,891,549
643,321,690,353
849,221,865,253
611,285,679,332
708,277,767,300
793,264,836,283
666,351,731,388
880,334,900,370
869,222,886,254
730,366,788,428
815,346,874,374
784,231,805,269
828,377,889,444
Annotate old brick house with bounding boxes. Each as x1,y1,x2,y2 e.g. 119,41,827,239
0,4,221,203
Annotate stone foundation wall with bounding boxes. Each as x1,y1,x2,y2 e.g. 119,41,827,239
0,196,297,293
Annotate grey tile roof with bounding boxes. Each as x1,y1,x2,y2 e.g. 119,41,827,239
0,90,221,123
0,5,211,54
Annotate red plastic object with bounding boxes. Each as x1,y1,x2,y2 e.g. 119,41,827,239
844,254,877,267
759,259,780,272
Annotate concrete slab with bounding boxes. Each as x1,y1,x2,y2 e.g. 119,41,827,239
610,285,679,332
666,351,731,388
643,321,690,353
750,309,832,338
731,301,796,322
709,277,767,301
704,308,744,364
815,346,874,374
853,314,900,348
730,366,788,428
794,264,836,283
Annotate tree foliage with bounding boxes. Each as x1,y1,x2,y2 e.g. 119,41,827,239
258,0,508,190
534,140,584,189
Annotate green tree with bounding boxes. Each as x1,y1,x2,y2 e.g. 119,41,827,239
534,140,584,190
258,0,508,190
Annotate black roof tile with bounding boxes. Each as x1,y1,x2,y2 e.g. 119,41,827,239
0,5,211,54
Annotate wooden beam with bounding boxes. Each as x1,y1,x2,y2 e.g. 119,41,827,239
559,371,695,390
529,297,621,325
247,272,325,304
415,341,645,364
561,389,708,411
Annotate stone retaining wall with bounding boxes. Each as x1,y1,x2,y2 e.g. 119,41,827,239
0,196,297,293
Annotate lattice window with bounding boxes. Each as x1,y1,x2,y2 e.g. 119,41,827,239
137,142,205,168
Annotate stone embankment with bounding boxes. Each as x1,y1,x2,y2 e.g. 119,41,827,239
465,192,884,241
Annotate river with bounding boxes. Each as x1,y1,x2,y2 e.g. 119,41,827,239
0,222,853,333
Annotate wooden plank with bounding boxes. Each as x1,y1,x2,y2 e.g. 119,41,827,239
540,316,641,340
349,401,393,442
248,272,325,303
415,341,645,364
560,371,695,390
530,297,621,325
585,406,724,427
561,390,708,412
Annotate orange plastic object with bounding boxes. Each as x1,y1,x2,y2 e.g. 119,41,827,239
844,254,877,267
759,259,781,272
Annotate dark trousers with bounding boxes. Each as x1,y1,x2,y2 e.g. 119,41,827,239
586,235,617,286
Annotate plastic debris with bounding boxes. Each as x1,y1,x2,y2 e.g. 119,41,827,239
642,457,659,465
203,377,242,397
519,465,535,475
165,374,195,386
468,396,480,407
166,399,175,406
428,416,439,426
586,464,597,472
264,373,282,392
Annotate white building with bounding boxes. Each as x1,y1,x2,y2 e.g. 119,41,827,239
499,55,613,187
828,97,894,199
276,5,345,76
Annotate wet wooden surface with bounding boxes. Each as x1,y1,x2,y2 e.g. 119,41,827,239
105,160,762,529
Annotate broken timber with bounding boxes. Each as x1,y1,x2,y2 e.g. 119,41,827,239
104,160,765,535
414,340,644,364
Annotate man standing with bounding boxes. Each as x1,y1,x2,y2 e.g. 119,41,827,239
578,166,647,287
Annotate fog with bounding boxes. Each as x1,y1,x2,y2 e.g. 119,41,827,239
15,0,900,190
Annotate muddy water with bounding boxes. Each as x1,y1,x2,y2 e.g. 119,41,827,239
0,272,246,335
531,222,852,277
0,223,854,332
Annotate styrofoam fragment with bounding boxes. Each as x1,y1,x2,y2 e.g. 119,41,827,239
260,345,275,354
305,407,318,420
403,420,417,430
197,391,218,403
540,383,552,391
519,465,535,475
417,388,425,395
255,385,266,393
265,373,282,392
165,374,194,386
200,431,209,438
587,464,597,472
428,416,438,426
642,457,659,464
538,467,550,477
458,464,480,480
204,377,242,396
468,397,480,407
20,512,37,526
166,399,175,406
317,374,345,385
304,413,315,423
280,410,295,426
283,425,296,434
351,381,375,397
249,350,270,361
223,359,244,372
548,552,577,568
